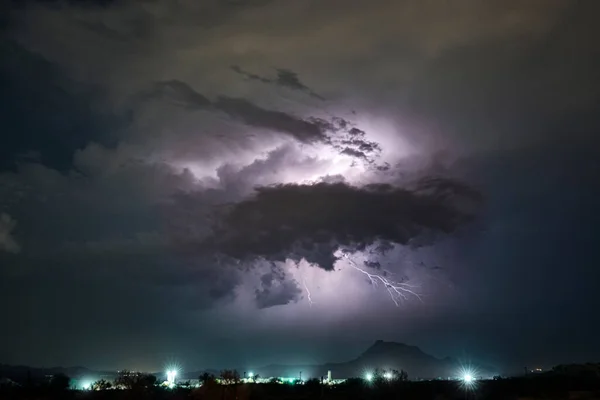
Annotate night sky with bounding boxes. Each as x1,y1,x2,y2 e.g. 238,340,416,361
1,0,599,373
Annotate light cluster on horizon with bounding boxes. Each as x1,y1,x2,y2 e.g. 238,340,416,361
71,365,483,391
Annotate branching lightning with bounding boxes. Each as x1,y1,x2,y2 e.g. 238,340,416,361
343,254,423,306
303,278,315,307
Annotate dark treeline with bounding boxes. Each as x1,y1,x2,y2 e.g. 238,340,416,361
1,364,600,400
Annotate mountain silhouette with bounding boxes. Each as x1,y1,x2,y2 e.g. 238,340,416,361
1,341,485,382
0,363,112,383
351,340,458,379
233,340,463,380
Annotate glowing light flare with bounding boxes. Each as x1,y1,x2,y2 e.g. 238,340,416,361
457,365,479,389
166,369,178,387
364,373,373,382
384,372,393,380
343,254,422,306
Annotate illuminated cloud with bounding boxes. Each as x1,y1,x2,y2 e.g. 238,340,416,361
1,0,598,371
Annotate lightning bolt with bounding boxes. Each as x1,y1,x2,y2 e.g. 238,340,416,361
303,278,315,307
343,254,423,306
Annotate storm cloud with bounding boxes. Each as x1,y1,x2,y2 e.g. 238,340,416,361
231,65,325,100
146,79,362,147
201,179,482,270
1,0,599,371
255,265,302,309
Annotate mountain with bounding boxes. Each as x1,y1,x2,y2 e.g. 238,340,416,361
239,341,463,380
0,364,114,384
1,341,491,383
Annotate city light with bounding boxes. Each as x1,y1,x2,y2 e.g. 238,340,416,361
81,381,91,390
248,372,254,378
456,364,479,388
167,370,177,387
384,372,392,380
458,367,478,390
365,373,373,382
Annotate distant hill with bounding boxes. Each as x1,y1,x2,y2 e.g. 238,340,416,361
1,341,493,383
242,340,463,380
0,364,114,384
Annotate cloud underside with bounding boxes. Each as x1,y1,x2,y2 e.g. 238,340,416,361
196,179,482,270
255,264,303,309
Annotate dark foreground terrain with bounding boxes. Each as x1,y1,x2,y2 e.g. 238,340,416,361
2,372,600,400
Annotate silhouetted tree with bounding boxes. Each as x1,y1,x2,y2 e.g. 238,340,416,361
372,368,386,386
218,370,241,400
200,372,215,385
49,373,70,391
305,378,321,389
114,370,156,390
141,374,157,388
368,368,408,389
114,370,134,389
390,369,409,382
91,379,112,391
219,370,240,385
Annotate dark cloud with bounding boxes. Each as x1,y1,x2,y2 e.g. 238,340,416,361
142,78,386,168
213,96,329,143
146,80,334,144
340,147,368,160
348,128,365,136
231,65,325,100
0,39,125,171
201,178,482,270
328,130,383,168
151,80,212,110
230,65,271,83
363,260,381,269
337,137,381,162
0,213,20,253
254,264,302,309
275,68,322,98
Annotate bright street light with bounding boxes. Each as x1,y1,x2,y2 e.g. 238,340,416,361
167,370,177,386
